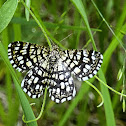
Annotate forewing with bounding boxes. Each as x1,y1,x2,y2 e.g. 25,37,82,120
8,41,49,72
21,66,48,98
61,49,103,81
48,61,76,103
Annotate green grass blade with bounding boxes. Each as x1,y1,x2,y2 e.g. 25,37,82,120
0,0,18,33
103,24,126,73
0,42,38,126
0,100,6,124
25,0,31,21
71,0,97,50
91,0,126,52
98,69,116,126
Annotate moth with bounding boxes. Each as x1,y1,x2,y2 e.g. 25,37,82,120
8,41,103,103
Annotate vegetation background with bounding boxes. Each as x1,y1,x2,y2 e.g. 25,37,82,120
0,0,126,126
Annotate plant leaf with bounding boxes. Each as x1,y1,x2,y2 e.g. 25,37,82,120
0,0,18,33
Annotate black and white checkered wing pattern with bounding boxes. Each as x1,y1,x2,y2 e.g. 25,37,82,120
8,41,49,72
61,50,103,81
21,66,48,98
48,60,76,103
8,41,103,104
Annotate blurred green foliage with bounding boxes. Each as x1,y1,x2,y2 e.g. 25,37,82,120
0,0,126,126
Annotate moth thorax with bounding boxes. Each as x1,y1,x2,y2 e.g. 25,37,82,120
49,49,59,63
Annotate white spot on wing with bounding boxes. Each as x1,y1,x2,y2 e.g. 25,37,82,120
72,88,76,97
100,54,103,59
82,76,88,81
83,68,88,73
13,64,17,68
34,77,39,83
61,98,66,103
93,70,97,75
23,88,27,93
83,51,88,57
85,64,90,70
67,96,72,101
16,67,22,72
17,56,23,61
57,88,60,94
27,79,32,84
99,60,103,63
59,74,64,80
26,61,32,67
20,60,24,64
58,65,63,71
74,67,81,74
8,43,12,48
51,96,55,101
66,59,71,64
38,70,42,75
15,47,19,50
66,86,70,92
10,60,14,64
77,54,81,60
89,74,93,78
91,56,96,60
8,55,12,59
8,53,11,56
32,95,36,98
28,91,31,97
38,94,41,98
61,82,65,89
70,62,75,68
35,84,40,89
21,79,25,87
83,57,90,62
68,77,73,84
55,99,60,103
